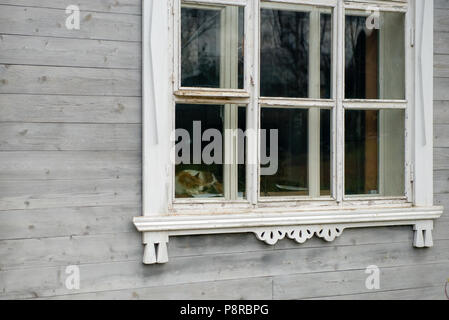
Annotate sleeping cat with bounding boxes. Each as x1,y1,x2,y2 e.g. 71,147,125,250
175,170,224,197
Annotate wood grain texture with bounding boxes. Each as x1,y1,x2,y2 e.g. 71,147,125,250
0,5,140,41
0,123,141,151
0,0,141,15
0,206,139,240
2,240,449,299
0,95,141,123
2,222,449,271
273,262,449,300
0,35,141,69
0,178,141,210
310,285,447,300
44,277,273,300
0,65,140,96
435,54,449,78
434,101,449,124
435,32,449,55
435,124,449,147
0,151,141,180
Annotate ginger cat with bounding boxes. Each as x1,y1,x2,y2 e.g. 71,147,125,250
175,170,224,197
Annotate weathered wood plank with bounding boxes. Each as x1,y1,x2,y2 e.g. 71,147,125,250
2,240,449,299
0,94,141,124
0,35,141,69
435,54,449,78
0,178,141,210
434,170,449,194
0,65,140,96
0,5,140,41
0,151,141,181
434,101,449,124
0,232,141,270
313,285,447,300
435,32,449,55
435,148,449,170
273,262,449,300
0,1,141,15
2,222,448,270
0,123,141,151
44,277,273,300
434,124,449,148
0,206,139,240
435,9,449,33
435,78,449,101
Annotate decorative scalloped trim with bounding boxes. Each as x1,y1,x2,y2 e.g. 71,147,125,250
254,225,345,245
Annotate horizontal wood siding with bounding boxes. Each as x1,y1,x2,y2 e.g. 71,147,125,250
0,0,448,300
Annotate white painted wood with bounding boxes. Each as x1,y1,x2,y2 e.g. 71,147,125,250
413,0,434,206
142,0,171,219
134,206,443,263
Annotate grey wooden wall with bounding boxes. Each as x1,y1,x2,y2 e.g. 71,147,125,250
0,0,448,300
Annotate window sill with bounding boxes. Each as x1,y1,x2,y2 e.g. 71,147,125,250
133,205,443,264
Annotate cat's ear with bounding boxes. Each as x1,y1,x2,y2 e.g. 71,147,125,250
194,172,201,178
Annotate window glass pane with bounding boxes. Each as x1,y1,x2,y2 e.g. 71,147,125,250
260,108,309,196
175,104,246,200
320,13,332,99
260,7,332,98
345,11,405,100
345,109,405,197
320,109,331,196
176,104,224,198
181,4,244,89
238,106,246,199
260,9,309,98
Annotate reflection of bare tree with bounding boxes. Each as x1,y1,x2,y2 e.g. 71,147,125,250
320,14,332,98
261,10,309,97
345,16,367,98
181,8,221,87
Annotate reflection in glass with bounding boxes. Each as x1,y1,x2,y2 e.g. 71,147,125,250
175,104,224,198
320,109,331,196
320,13,332,99
260,9,310,98
345,109,405,196
181,5,244,89
345,12,405,99
238,107,246,198
260,8,333,98
260,108,309,196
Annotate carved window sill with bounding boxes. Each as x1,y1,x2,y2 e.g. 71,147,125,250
133,206,443,264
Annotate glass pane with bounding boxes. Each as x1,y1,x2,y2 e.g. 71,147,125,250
238,106,246,199
181,4,244,89
320,109,331,196
345,12,405,100
320,13,332,99
260,108,308,197
345,109,405,196
175,104,224,198
260,7,333,98
260,9,309,97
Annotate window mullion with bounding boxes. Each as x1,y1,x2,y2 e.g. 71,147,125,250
247,0,259,205
336,0,345,203
309,9,321,198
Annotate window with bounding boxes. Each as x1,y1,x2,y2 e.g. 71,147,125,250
136,0,442,264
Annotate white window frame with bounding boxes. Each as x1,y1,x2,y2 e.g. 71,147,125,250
134,0,442,264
